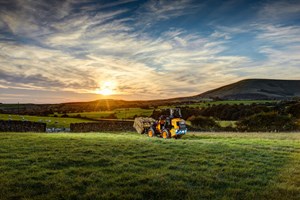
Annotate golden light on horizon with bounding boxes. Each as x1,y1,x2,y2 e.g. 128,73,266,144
95,81,116,96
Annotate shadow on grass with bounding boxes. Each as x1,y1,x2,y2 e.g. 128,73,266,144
0,132,299,199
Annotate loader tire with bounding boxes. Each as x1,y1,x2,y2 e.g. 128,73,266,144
176,135,182,139
148,128,155,137
162,130,170,139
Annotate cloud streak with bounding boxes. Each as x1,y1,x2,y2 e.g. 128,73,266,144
0,0,299,103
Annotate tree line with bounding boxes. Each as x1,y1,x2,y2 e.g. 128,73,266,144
151,101,300,132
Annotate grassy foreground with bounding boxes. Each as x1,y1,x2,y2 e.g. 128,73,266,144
0,132,299,200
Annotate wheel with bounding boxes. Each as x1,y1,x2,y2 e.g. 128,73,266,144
162,130,170,139
176,135,182,139
148,128,155,137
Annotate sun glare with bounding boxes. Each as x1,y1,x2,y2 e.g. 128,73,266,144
95,81,116,96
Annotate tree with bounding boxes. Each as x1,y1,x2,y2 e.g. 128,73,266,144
188,116,220,131
236,112,298,132
61,113,69,118
140,105,150,109
286,103,300,118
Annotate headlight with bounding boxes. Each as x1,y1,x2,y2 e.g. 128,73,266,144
176,129,186,135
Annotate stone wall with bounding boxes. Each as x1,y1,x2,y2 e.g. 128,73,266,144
70,121,135,132
0,120,46,132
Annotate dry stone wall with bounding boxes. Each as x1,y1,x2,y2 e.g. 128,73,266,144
70,121,135,132
0,120,46,132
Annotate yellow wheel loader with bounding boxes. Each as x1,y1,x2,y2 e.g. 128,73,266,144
133,108,187,139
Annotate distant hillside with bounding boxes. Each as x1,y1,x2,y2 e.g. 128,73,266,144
2,79,300,114
191,79,300,100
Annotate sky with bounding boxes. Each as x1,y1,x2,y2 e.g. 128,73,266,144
0,0,300,103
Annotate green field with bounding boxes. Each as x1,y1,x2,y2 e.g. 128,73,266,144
60,108,152,120
217,120,237,127
179,100,278,108
0,132,299,199
66,100,274,120
114,108,153,119
67,111,115,119
0,114,94,128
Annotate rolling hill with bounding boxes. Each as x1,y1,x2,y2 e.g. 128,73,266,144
1,79,300,114
188,79,300,100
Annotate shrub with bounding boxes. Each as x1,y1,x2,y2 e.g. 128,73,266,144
61,114,69,118
188,116,220,131
107,113,117,119
75,114,82,118
236,112,298,132
140,105,150,109
286,103,300,118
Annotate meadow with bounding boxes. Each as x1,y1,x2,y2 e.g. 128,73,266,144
0,100,277,129
66,108,153,119
0,114,94,128
63,111,115,119
52,108,152,120
0,132,299,199
168,100,277,108
50,100,277,120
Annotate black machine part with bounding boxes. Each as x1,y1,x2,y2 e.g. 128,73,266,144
170,108,182,118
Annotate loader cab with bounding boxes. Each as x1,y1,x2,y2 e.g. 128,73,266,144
157,116,173,129
170,108,182,119
176,121,186,130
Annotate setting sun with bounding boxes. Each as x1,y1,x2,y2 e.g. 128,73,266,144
95,81,116,96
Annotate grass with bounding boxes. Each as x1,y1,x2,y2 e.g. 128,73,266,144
67,108,152,120
59,108,153,120
0,114,94,128
67,111,115,119
176,100,278,108
55,100,276,120
114,108,153,119
0,132,299,199
217,120,237,127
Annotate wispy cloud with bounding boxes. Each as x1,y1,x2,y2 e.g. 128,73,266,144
257,0,300,22
0,0,299,103
142,0,198,19
255,24,300,45
135,0,202,28
236,22,300,80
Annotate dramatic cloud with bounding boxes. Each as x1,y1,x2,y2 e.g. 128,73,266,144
0,0,299,103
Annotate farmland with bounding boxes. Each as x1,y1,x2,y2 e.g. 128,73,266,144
172,100,278,108
0,114,95,128
0,99,298,132
65,108,153,120
58,100,279,120
0,132,299,199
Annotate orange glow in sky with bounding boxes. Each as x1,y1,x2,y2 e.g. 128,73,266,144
1,0,300,103
95,81,116,96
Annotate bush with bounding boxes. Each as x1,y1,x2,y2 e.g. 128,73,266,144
286,103,300,118
236,112,298,132
140,105,150,109
188,116,220,131
107,113,117,119
61,114,69,118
